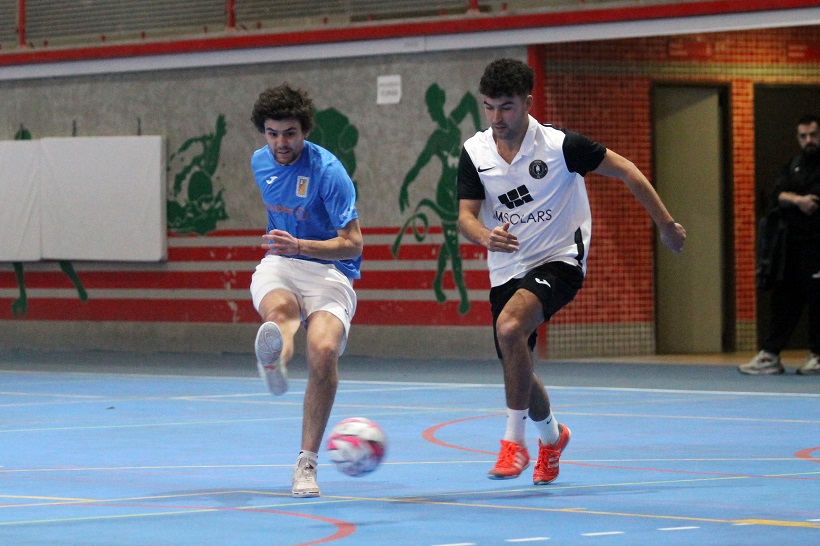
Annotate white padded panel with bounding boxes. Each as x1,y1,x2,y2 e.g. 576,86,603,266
0,141,42,261
39,136,166,261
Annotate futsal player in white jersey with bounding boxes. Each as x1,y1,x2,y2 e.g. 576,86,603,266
249,84,362,498
457,58,686,485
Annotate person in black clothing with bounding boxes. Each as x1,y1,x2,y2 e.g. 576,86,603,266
740,114,820,375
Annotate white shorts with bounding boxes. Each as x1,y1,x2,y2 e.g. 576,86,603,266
250,255,357,353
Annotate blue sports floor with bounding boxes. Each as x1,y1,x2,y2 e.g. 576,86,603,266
0,349,818,545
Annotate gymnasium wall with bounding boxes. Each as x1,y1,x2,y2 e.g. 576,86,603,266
1,24,818,359
0,47,519,359
533,24,820,356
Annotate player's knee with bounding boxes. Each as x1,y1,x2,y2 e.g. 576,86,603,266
495,316,527,349
308,339,340,369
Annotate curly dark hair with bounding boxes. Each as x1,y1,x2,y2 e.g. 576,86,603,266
479,58,534,99
251,83,314,134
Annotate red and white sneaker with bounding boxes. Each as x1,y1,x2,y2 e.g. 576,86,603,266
487,439,530,480
533,423,571,485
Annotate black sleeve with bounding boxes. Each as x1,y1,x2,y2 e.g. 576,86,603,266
771,158,796,204
562,130,607,175
457,146,485,200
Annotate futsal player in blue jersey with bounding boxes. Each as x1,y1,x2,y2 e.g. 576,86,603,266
249,84,363,498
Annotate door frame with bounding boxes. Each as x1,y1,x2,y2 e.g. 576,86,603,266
650,82,735,352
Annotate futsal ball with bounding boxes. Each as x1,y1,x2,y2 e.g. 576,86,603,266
326,417,386,477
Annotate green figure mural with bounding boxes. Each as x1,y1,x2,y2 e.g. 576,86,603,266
167,115,229,235
393,84,481,314
10,124,88,317
308,107,360,199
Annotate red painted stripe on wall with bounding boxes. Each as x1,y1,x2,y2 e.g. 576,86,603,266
0,298,492,326
0,269,493,291
0,224,655,325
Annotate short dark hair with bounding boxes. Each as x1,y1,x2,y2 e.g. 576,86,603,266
479,58,534,99
251,83,314,133
797,114,820,127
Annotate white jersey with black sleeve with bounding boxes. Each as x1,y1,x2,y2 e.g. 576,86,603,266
457,115,606,287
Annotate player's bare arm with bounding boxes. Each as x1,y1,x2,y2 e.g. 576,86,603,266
593,150,686,254
457,199,519,253
262,218,363,260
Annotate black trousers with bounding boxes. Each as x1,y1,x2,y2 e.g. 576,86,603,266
763,238,820,355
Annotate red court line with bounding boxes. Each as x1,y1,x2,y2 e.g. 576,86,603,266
54,501,356,546
422,415,820,481
795,446,820,462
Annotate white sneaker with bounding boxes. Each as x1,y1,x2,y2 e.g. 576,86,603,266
292,456,320,498
738,350,785,375
797,353,820,375
255,322,287,395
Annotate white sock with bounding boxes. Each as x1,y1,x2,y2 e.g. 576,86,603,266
503,408,528,444
297,450,318,466
533,411,560,445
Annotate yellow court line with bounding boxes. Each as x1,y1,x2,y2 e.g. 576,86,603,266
0,495,96,502
0,490,293,510
0,509,221,526
737,519,820,527
0,463,292,475
1,489,817,530
0,416,302,433
341,497,820,530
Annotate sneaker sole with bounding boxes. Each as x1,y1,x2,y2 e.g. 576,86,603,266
255,322,287,395
487,467,529,480
255,322,283,363
292,489,320,498
737,367,785,375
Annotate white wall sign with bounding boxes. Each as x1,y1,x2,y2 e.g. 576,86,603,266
377,74,402,105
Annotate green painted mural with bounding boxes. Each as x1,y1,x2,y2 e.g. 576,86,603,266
167,115,229,235
308,107,360,199
393,84,481,314
10,124,88,317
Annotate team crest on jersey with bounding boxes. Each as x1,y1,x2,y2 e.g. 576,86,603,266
296,176,309,198
529,159,548,179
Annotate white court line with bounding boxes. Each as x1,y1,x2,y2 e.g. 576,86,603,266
559,411,820,425
0,391,104,399
2,368,817,398
582,531,624,536
546,385,820,398
658,526,700,531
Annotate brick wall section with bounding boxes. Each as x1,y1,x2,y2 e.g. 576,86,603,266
535,25,820,352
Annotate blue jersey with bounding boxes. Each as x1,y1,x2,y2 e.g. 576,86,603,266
251,140,361,279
